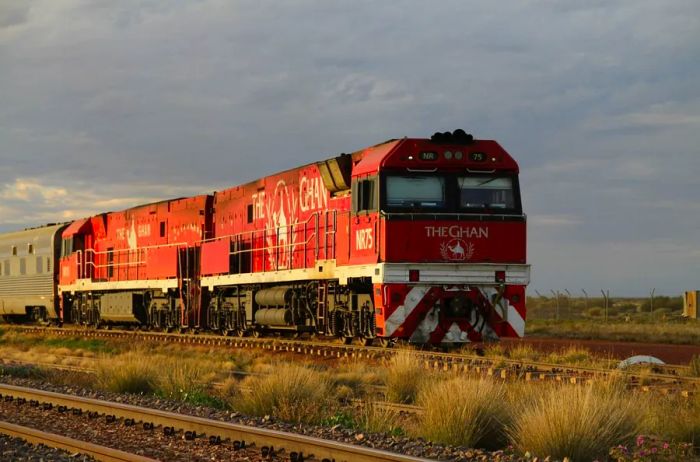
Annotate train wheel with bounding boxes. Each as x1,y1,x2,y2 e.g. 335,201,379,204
377,337,395,348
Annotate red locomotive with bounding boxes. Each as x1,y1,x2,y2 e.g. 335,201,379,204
2,131,529,345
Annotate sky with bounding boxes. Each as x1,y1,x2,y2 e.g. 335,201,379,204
1,0,699,296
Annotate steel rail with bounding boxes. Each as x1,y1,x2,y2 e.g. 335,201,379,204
0,420,158,462
0,384,433,462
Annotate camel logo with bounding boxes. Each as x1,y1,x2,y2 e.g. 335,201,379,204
126,221,138,250
264,180,299,270
440,239,474,261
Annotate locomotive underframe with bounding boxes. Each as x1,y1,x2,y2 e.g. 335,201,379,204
60,278,375,341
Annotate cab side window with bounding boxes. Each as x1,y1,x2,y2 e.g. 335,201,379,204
352,177,377,214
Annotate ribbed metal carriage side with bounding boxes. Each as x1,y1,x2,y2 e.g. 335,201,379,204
0,223,66,318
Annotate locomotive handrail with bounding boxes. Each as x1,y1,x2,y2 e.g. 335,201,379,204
74,241,190,281
201,210,336,271
200,210,325,243
71,210,338,280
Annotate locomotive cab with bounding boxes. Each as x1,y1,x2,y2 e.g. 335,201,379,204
350,132,529,344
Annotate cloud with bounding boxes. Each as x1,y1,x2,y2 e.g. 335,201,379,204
0,178,67,202
0,0,698,294
0,3,31,29
0,176,209,229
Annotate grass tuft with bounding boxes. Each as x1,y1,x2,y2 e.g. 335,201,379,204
509,383,639,461
689,355,700,378
231,364,333,424
94,352,157,395
416,377,511,448
155,356,217,402
384,352,425,404
356,402,405,436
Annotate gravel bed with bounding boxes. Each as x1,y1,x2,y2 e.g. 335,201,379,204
0,433,97,461
0,399,268,461
0,373,527,461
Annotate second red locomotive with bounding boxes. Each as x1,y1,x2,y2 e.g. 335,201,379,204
4,131,529,345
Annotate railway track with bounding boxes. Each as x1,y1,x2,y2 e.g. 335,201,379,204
0,383,434,462
0,420,157,462
4,325,699,391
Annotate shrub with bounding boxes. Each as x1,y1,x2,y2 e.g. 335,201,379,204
509,383,639,461
385,352,425,404
586,307,603,317
416,377,511,448
231,364,333,424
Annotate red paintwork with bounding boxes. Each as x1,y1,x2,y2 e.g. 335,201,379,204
383,220,526,264
59,196,212,286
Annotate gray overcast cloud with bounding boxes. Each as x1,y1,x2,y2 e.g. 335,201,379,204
1,0,699,295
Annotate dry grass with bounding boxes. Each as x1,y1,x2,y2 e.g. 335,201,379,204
689,355,700,378
230,364,334,424
527,319,700,345
484,343,612,369
416,377,511,449
509,382,639,461
331,361,385,399
155,356,219,401
94,350,224,399
384,352,425,404
640,394,700,445
356,402,404,435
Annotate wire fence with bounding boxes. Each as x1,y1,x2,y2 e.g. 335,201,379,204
527,289,684,322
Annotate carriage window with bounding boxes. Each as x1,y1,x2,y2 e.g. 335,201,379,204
385,175,446,209
36,256,43,274
458,176,515,210
11,246,17,256
2,260,8,276
19,258,26,275
28,244,34,254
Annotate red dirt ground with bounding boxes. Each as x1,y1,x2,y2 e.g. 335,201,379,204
501,337,700,365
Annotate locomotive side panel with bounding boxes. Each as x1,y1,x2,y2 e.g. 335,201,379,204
58,195,213,328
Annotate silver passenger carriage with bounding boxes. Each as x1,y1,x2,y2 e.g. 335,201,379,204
0,223,66,322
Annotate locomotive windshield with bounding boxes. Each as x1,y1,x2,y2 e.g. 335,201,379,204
458,176,515,210
382,173,520,213
385,175,446,208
